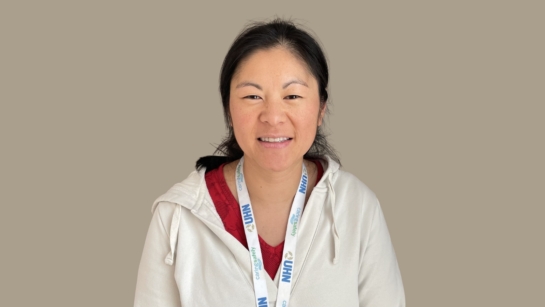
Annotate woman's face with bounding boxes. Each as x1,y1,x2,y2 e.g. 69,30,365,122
229,47,326,172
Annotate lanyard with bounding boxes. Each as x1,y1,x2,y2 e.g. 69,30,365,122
236,157,308,307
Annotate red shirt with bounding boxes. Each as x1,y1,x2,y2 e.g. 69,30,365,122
205,161,324,279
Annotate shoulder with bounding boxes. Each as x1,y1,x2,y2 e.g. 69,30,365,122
151,169,206,213
331,169,378,204
327,169,381,231
153,201,178,235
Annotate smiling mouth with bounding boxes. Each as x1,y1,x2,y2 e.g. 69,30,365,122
258,137,293,143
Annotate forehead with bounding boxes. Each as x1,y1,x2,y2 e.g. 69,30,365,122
231,47,316,86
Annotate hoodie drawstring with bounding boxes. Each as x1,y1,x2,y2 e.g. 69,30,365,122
327,178,340,264
164,204,181,265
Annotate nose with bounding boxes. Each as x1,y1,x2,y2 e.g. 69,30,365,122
259,98,286,126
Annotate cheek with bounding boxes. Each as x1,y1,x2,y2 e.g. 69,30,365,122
230,103,254,141
295,108,320,140
231,105,248,124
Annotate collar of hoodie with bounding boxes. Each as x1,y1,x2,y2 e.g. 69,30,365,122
151,156,341,266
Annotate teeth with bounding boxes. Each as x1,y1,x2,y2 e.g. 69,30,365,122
260,137,290,142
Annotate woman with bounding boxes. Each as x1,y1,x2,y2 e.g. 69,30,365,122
134,18,405,307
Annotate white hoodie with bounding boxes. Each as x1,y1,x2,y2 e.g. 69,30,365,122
134,157,405,307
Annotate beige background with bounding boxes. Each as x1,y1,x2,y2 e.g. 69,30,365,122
1,1,543,306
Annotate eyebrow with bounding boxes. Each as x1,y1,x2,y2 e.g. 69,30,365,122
235,82,262,90
234,79,309,90
282,79,308,89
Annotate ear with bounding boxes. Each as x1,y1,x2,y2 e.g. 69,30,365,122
227,112,233,127
317,103,327,126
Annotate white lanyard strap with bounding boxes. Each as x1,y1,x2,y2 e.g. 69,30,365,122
236,157,308,307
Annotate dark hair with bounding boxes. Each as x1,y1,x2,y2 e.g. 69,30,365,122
196,18,340,171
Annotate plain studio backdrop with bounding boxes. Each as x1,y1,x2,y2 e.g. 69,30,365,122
1,1,543,306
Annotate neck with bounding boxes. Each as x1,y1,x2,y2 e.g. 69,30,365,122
242,157,305,208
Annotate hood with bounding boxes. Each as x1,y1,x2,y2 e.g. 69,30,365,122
151,156,341,266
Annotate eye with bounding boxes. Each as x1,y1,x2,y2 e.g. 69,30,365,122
285,95,302,100
244,95,261,100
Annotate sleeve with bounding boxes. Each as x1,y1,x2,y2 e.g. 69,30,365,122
358,200,406,307
134,202,182,307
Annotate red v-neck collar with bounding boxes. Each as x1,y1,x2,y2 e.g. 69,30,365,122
205,160,324,278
